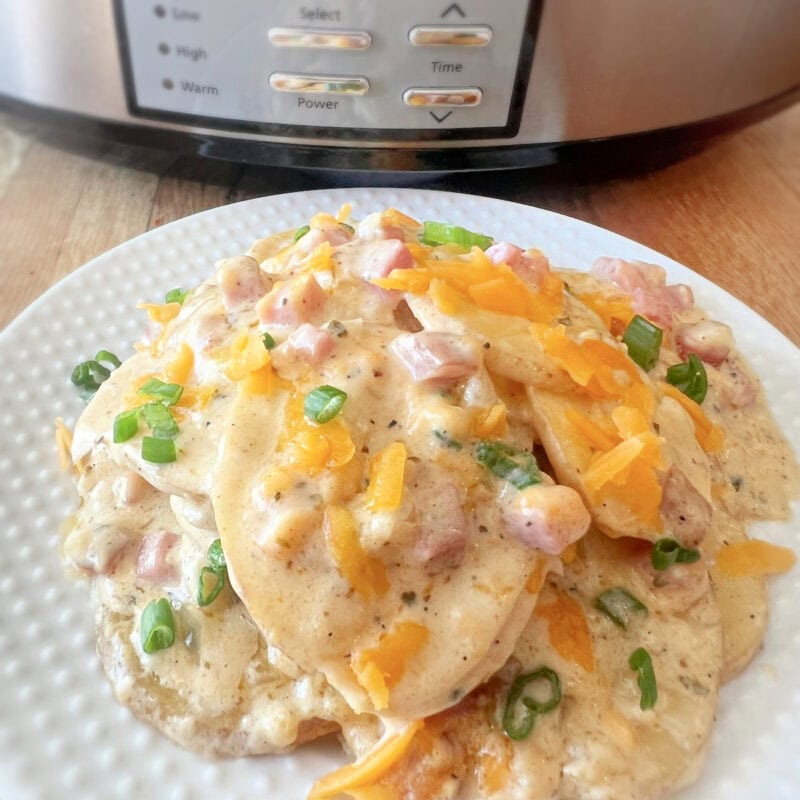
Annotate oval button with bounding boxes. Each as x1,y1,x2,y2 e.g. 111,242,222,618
268,27,372,50
403,87,483,107
269,73,370,95
408,25,492,47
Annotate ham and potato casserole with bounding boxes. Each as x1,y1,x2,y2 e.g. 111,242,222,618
60,206,799,799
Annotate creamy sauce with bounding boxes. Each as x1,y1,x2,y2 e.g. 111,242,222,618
62,211,799,798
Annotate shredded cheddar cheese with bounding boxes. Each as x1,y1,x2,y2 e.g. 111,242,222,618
662,383,724,452
352,621,430,710
324,505,389,601
309,721,424,799
364,442,407,512
716,539,796,577
535,591,595,672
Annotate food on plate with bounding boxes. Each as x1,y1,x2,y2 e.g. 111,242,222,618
60,206,798,798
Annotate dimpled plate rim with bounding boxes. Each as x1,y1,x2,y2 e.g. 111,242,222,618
0,188,797,800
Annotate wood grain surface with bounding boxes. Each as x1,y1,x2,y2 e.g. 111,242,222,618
1,104,799,345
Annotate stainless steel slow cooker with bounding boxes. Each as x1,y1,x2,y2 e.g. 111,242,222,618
1,0,799,171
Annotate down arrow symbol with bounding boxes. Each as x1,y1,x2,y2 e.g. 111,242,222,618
441,3,466,18
429,110,453,123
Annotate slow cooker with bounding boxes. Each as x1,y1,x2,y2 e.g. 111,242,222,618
1,0,799,172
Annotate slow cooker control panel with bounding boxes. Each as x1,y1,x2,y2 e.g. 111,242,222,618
115,0,538,140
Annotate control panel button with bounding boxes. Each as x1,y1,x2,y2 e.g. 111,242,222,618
268,27,372,50
408,25,492,47
269,72,369,95
403,87,482,107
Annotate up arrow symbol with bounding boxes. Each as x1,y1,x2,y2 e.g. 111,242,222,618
441,3,466,18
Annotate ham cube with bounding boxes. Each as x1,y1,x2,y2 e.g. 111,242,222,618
411,484,467,572
485,241,552,288
296,225,353,253
215,256,271,313
503,484,590,555
273,323,337,366
389,331,481,384
591,257,693,328
256,274,326,327
674,320,733,366
137,530,179,583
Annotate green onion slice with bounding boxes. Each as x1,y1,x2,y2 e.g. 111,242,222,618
197,566,226,607
141,402,179,439
262,332,277,350
666,353,708,404
165,287,189,305
141,598,175,654
340,222,355,233
629,647,658,710
95,350,122,370
304,385,347,424
419,221,494,251
113,408,141,443
138,377,184,406
594,587,648,629
502,667,562,741
207,539,226,571
651,538,701,571
293,224,310,242
622,315,663,371
141,436,177,464
433,430,463,450
71,349,120,401
476,441,542,490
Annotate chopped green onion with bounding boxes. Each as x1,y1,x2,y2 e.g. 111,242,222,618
113,408,141,443
197,539,227,607
594,587,648,629
95,350,122,370
262,332,276,350
293,224,310,242
207,539,226,571
141,402,179,439
666,353,708,404
141,598,175,654
651,538,701,571
622,315,663,371
304,385,347,424
433,430,463,450
141,436,177,464
420,221,494,251
71,349,120,401
165,287,189,305
340,222,355,233
502,667,561,741
476,441,541,490
138,377,184,406
629,647,657,710
197,566,226,607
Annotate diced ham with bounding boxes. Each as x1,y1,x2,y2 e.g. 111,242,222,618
502,484,590,555
272,323,337,367
358,239,414,279
137,530,179,583
716,356,758,409
591,257,694,327
296,225,353,253
355,211,404,242
659,466,712,547
215,256,271,313
411,484,467,572
78,526,129,574
112,470,153,506
485,242,552,288
256,274,326,327
675,320,733,366
390,331,481,384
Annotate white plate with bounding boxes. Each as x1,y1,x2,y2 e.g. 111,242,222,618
0,188,797,800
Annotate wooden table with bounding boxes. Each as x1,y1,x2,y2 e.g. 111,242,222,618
1,104,799,345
